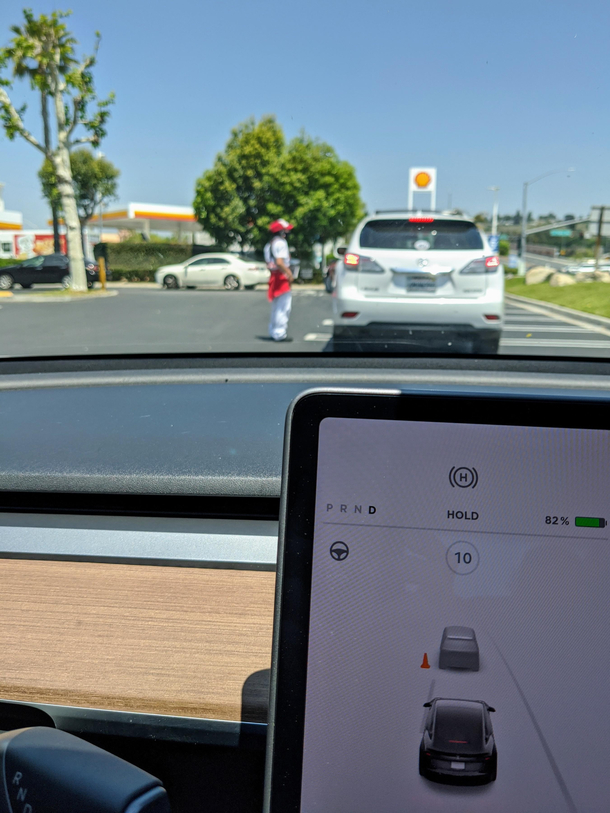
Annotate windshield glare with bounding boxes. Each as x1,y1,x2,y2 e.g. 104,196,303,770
0,2,605,358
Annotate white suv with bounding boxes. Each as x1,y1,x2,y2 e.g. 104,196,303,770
333,211,504,353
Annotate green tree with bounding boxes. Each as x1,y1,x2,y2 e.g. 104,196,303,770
265,134,365,260
39,149,119,245
0,10,114,290
193,116,365,257
194,115,284,249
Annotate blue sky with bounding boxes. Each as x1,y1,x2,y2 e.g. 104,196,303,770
1,0,608,228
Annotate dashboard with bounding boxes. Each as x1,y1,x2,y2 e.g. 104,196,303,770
1,353,610,811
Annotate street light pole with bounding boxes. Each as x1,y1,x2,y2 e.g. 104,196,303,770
488,186,499,246
519,168,574,275
520,181,528,274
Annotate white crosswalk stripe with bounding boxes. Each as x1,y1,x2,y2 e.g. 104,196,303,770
297,303,610,352
503,326,596,333
502,302,610,353
502,339,610,349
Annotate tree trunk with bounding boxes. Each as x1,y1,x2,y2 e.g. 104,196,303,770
80,217,88,254
52,81,87,292
52,204,61,254
53,146,87,291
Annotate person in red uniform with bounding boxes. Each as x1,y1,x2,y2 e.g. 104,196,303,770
264,219,294,342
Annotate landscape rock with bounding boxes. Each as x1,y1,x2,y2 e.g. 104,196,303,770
525,266,555,285
549,272,576,287
575,270,596,283
593,271,610,283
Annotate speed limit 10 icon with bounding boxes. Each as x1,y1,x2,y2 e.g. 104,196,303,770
446,541,480,575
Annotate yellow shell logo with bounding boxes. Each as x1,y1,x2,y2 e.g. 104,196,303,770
414,171,432,188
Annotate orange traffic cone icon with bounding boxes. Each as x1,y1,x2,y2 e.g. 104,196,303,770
420,653,431,669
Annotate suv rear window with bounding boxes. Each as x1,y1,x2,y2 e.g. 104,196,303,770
359,219,483,251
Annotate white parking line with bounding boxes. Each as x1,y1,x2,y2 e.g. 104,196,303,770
322,319,333,326
304,333,332,341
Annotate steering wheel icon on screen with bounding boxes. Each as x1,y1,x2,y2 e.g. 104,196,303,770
330,541,350,561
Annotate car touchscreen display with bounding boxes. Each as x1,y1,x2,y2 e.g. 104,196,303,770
300,417,610,813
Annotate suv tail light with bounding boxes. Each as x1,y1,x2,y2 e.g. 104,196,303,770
460,256,501,274
343,254,384,273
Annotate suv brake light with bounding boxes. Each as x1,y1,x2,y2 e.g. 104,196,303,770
409,217,434,223
344,254,384,273
460,256,501,275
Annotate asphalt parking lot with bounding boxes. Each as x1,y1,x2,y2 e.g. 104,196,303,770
0,285,609,358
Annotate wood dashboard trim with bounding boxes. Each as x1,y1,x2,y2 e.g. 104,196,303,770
0,560,274,723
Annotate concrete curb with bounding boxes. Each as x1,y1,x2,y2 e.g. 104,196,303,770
8,290,119,304
506,293,610,328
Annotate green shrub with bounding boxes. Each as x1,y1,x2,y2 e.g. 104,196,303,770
111,268,155,282
95,242,191,272
312,267,324,284
0,258,17,268
499,239,510,256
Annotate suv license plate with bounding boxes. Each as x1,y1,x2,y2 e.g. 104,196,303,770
406,276,436,293
451,762,465,770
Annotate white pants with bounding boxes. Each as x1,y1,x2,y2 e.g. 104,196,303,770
269,291,292,340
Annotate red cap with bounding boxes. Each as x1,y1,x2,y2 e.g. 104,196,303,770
269,218,294,233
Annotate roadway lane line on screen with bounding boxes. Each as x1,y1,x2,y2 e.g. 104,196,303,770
488,634,578,813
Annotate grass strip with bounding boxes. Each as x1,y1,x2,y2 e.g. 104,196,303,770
505,278,610,319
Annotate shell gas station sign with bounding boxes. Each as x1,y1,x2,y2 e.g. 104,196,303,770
408,167,437,210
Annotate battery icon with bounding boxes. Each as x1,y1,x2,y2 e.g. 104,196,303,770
575,517,606,528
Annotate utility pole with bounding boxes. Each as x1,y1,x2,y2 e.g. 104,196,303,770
490,187,499,237
52,204,61,253
594,206,605,274
520,181,528,275
488,186,499,253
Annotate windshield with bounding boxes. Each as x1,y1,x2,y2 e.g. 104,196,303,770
0,2,606,358
19,257,45,268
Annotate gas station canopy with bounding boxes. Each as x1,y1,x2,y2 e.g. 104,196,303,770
100,202,202,236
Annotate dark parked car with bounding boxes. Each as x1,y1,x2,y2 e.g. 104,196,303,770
439,626,480,671
0,254,110,290
419,698,497,785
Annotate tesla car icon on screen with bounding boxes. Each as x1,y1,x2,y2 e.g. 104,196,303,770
419,698,497,785
439,626,480,671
